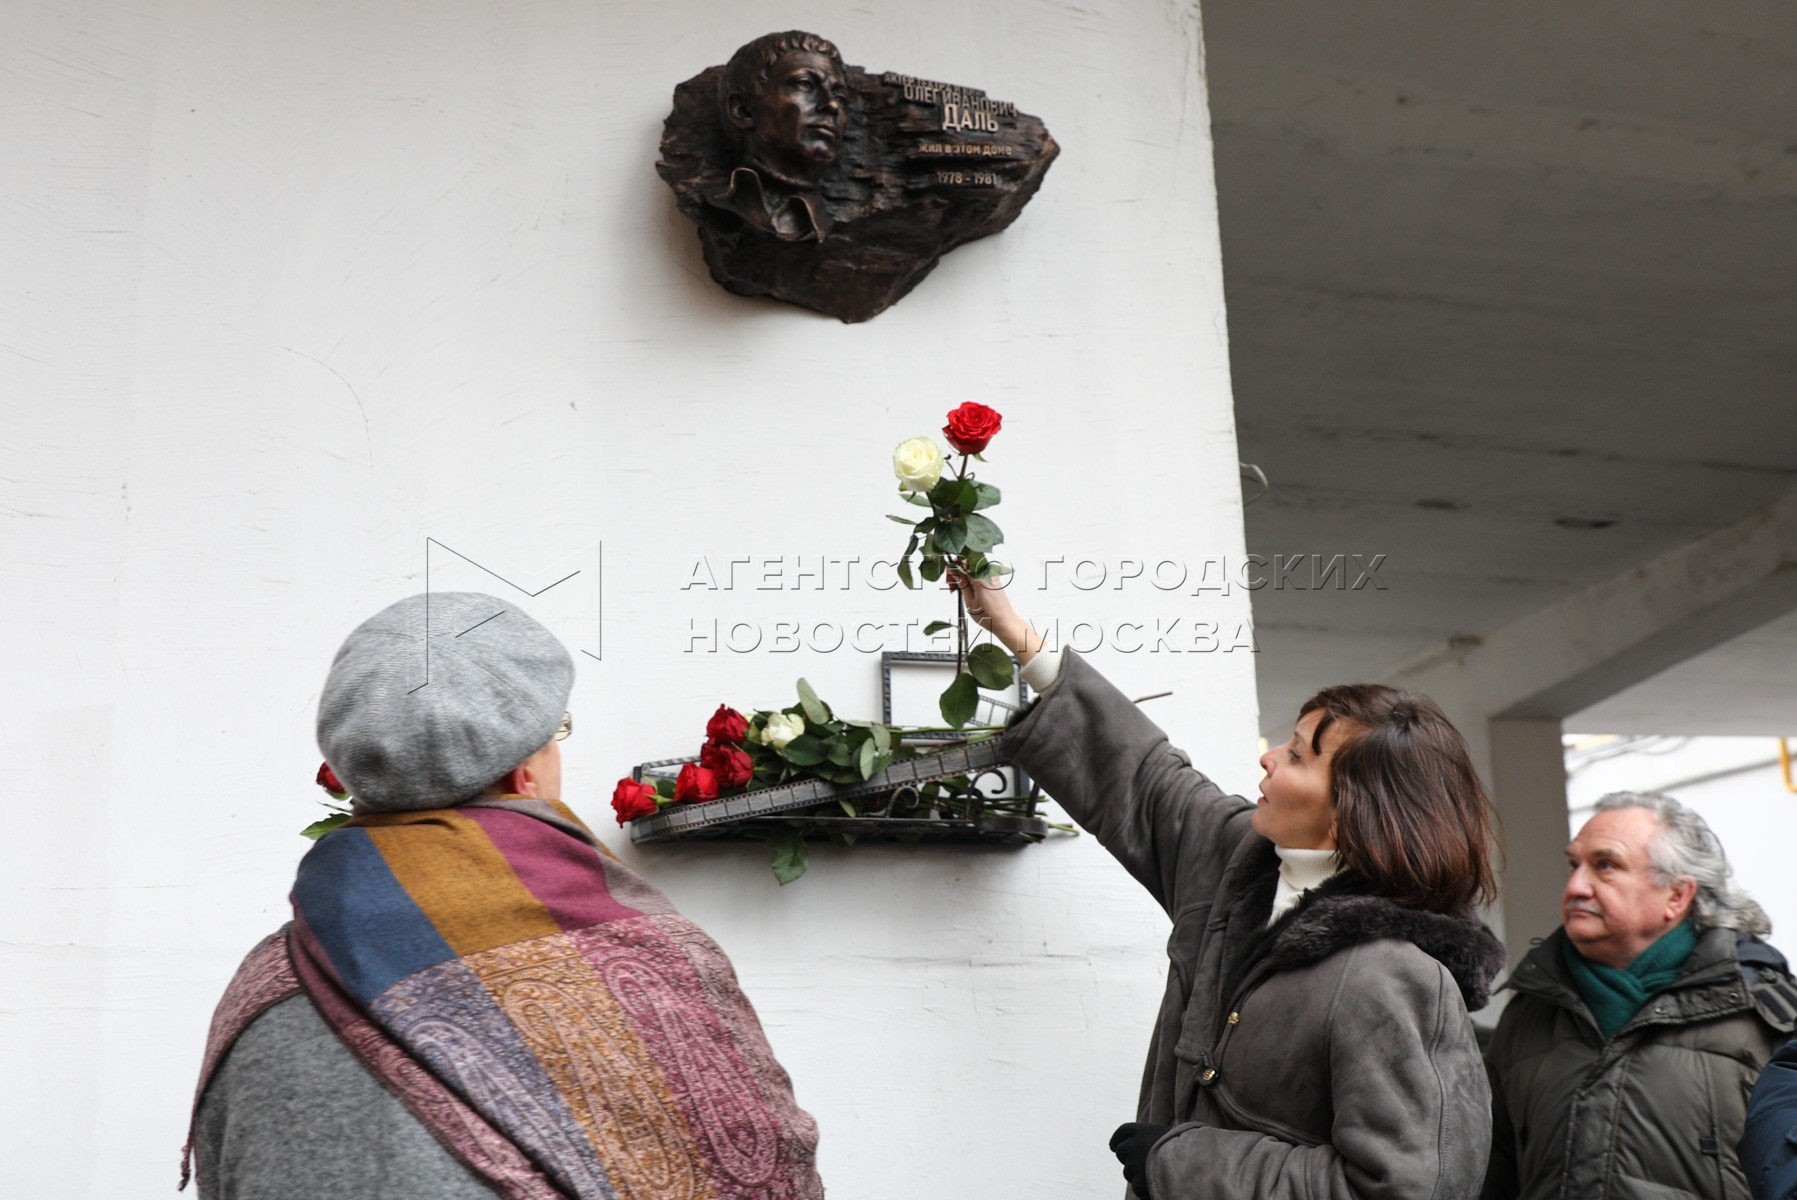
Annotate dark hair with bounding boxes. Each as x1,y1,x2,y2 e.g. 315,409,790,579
720,31,844,120
1299,684,1501,912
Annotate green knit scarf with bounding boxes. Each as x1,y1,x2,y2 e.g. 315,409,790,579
1561,919,1699,1040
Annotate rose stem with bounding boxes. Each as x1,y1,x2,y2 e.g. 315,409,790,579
956,578,967,677
954,451,970,677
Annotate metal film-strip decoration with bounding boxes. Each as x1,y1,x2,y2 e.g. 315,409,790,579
629,738,1017,841
880,650,1036,799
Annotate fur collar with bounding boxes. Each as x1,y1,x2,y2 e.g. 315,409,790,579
1221,838,1507,1011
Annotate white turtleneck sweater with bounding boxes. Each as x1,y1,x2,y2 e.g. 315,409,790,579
1269,846,1341,926
1017,645,1066,694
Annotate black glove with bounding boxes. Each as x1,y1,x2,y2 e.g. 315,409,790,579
1110,1121,1171,1199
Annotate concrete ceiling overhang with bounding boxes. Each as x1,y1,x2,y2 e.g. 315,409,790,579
1199,1,1797,733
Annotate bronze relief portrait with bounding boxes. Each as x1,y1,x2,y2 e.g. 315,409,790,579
659,32,1057,322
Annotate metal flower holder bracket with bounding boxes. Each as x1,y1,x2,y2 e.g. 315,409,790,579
627,652,1047,846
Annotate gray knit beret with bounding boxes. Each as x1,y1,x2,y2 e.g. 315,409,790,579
316,592,574,812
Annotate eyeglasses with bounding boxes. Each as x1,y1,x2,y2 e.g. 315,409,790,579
552,711,573,742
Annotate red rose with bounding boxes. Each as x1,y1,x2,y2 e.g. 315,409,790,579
700,740,754,790
943,402,1003,455
611,777,660,826
674,762,719,803
316,761,349,797
705,704,749,745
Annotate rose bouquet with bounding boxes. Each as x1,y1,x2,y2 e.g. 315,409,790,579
613,681,904,825
614,680,1028,882
890,401,1014,727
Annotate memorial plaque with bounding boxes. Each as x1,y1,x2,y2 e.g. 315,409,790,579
657,32,1058,323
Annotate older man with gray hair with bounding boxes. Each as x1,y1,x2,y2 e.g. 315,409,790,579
1483,791,1797,1200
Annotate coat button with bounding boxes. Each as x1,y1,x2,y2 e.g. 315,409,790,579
1201,1068,1217,1083
1228,1012,1241,1026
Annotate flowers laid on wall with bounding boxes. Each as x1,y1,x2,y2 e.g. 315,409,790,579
611,680,917,828
889,402,1013,727
303,763,353,840
610,778,659,824
316,762,347,796
610,680,1025,883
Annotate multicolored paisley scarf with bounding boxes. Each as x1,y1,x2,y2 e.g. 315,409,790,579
184,798,823,1200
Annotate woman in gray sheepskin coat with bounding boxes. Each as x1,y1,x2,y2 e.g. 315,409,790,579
961,576,1506,1200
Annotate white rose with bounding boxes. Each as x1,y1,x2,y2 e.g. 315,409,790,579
763,712,805,750
893,436,945,493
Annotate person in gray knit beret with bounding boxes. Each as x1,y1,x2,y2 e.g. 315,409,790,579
955,572,1505,1200
183,593,825,1200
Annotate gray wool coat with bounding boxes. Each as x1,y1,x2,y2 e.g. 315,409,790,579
1004,652,1506,1200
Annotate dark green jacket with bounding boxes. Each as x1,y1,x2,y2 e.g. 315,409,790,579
1483,927,1796,1200
1006,651,1506,1199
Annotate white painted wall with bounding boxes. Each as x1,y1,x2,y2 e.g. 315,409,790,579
0,1,1253,1196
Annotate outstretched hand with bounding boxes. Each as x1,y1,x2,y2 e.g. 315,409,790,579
947,569,1016,637
946,568,1046,667
948,564,1049,667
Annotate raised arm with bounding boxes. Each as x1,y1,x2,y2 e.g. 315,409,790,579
956,573,1254,913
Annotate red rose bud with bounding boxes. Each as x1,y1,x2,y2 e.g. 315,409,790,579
943,401,1003,455
674,762,719,803
700,740,754,790
610,777,660,826
316,761,349,797
705,704,749,745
